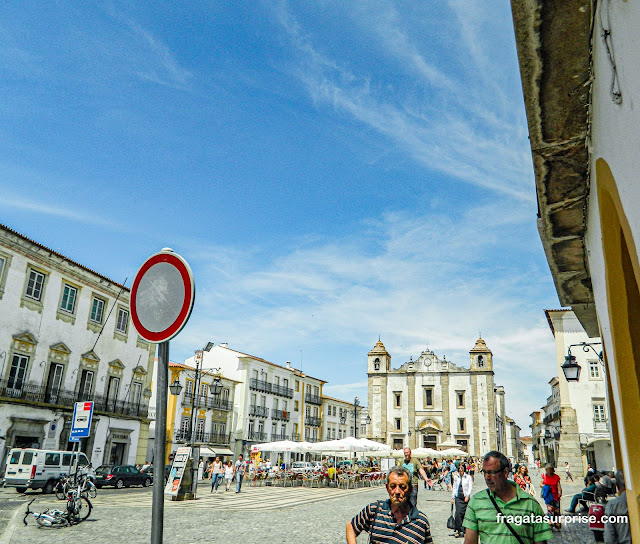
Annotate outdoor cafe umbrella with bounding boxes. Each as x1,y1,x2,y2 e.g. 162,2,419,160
252,440,307,453
356,438,392,453
439,447,468,457
307,437,370,453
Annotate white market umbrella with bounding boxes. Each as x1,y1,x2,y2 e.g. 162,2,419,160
308,437,370,453
440,448,468,457
252,440,306,453
357,438,392,453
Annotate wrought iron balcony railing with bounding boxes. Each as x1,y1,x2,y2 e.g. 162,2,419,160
249,378,293,398
271,409,290,421
0,380,149,418
249,405,269,417
307,416,321,427
270,433,289,442
182,392,233,411
246,431,267,442
173,430,231,445
304,393,322,406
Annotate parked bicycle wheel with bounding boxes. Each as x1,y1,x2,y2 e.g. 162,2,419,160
54,481,67,501
84,481,97,499
68,496,92,523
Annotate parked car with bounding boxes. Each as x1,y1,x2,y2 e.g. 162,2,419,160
141,464,171,484
3,448,94,493
310,462,323,471
95,465,152,489
291,462,314,474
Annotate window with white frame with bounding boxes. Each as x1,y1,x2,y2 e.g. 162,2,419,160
89,296,105,323
593,404,606,421
116,307,129,333
60,283,78,313
8,354,29,391
589,360,601,379
25,269,46,301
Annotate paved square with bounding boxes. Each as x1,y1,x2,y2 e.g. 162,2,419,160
0,476,598,544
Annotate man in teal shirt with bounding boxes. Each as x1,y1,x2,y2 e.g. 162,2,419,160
398,447,429,508
463,451,553,544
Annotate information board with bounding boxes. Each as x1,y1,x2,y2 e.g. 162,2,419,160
164,446,191,497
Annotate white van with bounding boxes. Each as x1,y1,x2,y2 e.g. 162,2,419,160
3,448,94,493
291,461,314,474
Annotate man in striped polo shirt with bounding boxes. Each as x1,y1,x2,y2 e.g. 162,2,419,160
346,466,433,544
463,451,553,544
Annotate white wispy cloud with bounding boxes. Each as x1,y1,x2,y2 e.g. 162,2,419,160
173,201,558,430
0,194,120,229
273,0,534,201
102,5,193,90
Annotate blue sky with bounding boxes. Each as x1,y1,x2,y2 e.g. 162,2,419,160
0,1,561,432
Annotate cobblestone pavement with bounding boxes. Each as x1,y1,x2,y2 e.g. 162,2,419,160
0,475,603,544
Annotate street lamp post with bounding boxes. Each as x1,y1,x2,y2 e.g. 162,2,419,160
168,342,222,443
561,342,604,382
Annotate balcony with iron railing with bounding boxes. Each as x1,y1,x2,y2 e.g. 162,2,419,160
182,392,233,411
249,378,293,398
304,393,322,405
174,430,231,445
246,431,267,442
307,416,321,427
270,433,289,441
271,409,290,422
249,405,269,417
304,436,320,443
0,380,149,418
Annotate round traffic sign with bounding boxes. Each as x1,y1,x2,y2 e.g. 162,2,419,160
130,249,195,343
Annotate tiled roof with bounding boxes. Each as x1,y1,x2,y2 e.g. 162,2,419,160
220,346,327,384
0,223,128,290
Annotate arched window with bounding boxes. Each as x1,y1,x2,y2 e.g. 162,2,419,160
477,355,484,367
374,357,380,370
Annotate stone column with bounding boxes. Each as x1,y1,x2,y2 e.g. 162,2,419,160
441,373,450,437
407,373,416,449
557,406,583,473
470,374,480,456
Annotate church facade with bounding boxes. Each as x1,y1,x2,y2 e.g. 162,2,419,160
367,338,508,457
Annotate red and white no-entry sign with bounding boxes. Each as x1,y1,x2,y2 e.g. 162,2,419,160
130,249,195,343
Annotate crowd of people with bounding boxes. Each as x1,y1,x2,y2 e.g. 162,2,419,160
346,449,631,544
180,448,631,544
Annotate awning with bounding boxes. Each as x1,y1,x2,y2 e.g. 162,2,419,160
199,447,235,457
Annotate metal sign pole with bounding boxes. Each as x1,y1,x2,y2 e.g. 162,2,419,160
151,341,169,544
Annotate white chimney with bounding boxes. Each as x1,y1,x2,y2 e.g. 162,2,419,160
286,361,291,369
219,343,228,348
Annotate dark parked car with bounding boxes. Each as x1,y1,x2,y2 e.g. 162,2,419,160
95,465,152,489
141,464,171,484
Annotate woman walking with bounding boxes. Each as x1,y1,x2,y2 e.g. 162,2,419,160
210,456,223,493
450,465,473,538
540,464,562,530
223,461,234,491
514,464,533,493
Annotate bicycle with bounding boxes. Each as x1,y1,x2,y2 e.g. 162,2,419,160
55,474,97,500
23,490,92,528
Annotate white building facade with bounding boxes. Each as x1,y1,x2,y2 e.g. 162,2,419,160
367,338,507,455
322,396,358,440
0,224,154,471
190,344,325,457
532,310,613,473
